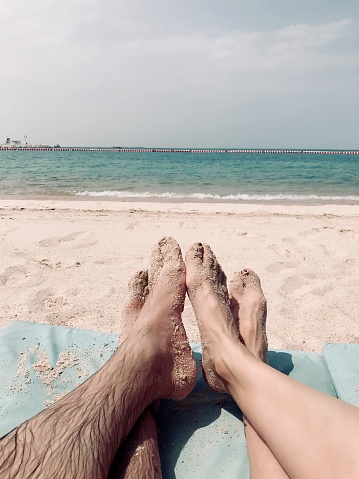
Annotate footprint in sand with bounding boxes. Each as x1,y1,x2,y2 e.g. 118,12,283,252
265,261,298,273
94,258,118,266
39,232,85,248
277,272,317,297
0,264,45,288
39,231,98,249
125,221,140,231
297,229,318,238
282,236,297,245
30,288,68,313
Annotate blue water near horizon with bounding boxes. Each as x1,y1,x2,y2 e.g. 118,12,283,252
0,150,359,203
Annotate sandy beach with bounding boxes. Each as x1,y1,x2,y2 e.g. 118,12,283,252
1,198,358,353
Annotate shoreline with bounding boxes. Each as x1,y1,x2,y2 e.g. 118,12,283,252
2,196,359,211
1,198,358,353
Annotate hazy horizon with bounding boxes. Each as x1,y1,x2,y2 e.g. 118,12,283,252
1,1,358,149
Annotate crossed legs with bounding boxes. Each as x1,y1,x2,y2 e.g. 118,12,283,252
114,243,288,479
186,242,359,479
1,238,359,479
0,238,197,479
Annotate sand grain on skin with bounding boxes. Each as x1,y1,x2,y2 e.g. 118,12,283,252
230,269,268,362
119,270,149,342
186,243,238,393
148,237,197,400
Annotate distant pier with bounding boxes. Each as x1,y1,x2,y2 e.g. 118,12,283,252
0,147,358,155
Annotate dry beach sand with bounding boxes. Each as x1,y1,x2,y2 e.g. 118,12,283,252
1,198,359,353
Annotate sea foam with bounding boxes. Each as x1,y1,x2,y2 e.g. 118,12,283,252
74,191,359,202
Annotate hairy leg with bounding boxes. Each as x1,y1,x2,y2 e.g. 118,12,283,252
0,237,197,479
230,269,289,479
110,268,161,479
186,243,359,479
110,407,161,479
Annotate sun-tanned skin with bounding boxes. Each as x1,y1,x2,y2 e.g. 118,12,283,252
0,237,197,479
186,242,359,479
185,244,286,478
229,269,289,479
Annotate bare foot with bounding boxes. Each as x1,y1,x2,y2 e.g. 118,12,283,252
130,237,197,400
185,243,239,393
110,270,162,479
229,269,268,362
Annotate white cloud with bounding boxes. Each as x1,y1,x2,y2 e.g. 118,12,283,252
276,19,353,47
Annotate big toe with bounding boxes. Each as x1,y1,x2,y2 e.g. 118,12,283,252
185,242,227,295
149,236,185,288
127,269,149,300
185,242,205,289
241,268,262,290
202,244,227,291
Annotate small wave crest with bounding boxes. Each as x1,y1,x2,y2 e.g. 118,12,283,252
73,190,359,201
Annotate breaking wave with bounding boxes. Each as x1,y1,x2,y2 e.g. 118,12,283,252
74,190,359,201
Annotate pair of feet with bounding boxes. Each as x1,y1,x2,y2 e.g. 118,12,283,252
121,236,268,400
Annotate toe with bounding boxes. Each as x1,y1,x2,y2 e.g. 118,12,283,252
202,244,217,282
148,236,184,287
241,268,262,290
120,270,149,341
185,242,205,290
127,270,149,301
149,242,164,288
159,236,184,268
202,243,215,269
202,244,228,297
229,271,245,297
185,242,204,264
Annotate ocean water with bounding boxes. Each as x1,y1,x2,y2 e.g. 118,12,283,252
0,150,358,203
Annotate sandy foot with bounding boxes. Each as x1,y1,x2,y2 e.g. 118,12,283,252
185,242,239,393
133,236,197,400
229,269,268,362
110,269,162,479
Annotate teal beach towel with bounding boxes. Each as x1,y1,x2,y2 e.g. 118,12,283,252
0,321,357,478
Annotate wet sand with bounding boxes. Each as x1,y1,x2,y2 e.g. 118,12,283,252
1,198,359,352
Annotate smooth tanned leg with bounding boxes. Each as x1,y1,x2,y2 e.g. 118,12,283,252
0,237,197,479
229,269,289,479
186,243,359,479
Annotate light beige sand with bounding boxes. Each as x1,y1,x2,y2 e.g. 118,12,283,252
1,198,359,352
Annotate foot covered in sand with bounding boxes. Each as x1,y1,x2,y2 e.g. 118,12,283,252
120,269,149,342
128,236,197,401
113,269,163,479
185,243,239,393
229,269,268,362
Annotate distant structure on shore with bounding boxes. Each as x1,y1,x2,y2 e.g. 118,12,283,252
2,137,23,147
0,138,358,155
0,136,51,149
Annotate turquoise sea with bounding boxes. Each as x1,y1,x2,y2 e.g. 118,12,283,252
0,150,358,203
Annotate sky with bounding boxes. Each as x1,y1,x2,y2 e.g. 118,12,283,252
1,0,358,148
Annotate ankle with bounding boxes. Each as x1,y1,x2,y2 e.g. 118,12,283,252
211,337,252,388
